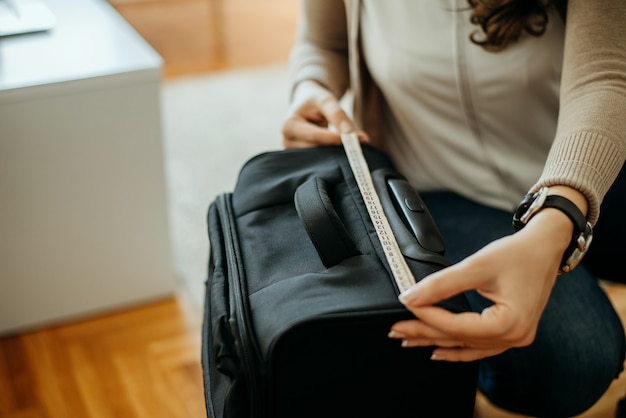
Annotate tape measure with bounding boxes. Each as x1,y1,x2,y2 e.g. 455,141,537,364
341,133,416,293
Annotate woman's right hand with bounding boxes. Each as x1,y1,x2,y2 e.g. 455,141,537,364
282,80,368,148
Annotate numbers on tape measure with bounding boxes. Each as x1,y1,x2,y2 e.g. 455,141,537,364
341,133,416,293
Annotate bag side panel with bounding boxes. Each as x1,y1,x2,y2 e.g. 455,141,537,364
203,198,254,418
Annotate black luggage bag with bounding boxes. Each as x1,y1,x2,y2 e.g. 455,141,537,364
202,144,479,418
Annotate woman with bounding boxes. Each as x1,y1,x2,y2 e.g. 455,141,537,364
282,1,626,416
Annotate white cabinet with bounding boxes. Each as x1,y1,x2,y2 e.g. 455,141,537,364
0,0,177,334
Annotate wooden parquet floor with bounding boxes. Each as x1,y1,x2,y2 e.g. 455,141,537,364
0,295,205,418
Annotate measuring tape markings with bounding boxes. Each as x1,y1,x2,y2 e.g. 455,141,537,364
341,133,416,293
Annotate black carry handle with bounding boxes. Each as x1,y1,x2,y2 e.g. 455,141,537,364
294,172,447,268
294,177,362,268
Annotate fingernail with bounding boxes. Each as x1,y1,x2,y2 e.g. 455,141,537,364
430,353,444,361
388,330,405,339
398,286,419,304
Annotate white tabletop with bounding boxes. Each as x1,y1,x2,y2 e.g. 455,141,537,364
0,0,162,92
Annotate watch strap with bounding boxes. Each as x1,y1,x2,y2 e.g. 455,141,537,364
542,195,587,236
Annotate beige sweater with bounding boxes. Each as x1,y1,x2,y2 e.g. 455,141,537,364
289,0,626,224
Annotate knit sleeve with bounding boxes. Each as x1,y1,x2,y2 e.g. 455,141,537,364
287,0,351,100
532,0,626,224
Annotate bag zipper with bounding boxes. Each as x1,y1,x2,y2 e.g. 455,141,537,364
217,193,265,416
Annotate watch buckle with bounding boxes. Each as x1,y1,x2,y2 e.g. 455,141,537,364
560,223,593,274
520,187,549,225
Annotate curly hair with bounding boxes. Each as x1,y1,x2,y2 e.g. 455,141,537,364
468,0,553,51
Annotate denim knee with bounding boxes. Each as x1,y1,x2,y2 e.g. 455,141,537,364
480,337,624,417
475,273,626,417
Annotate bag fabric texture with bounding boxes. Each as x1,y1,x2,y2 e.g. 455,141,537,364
202,145,479,418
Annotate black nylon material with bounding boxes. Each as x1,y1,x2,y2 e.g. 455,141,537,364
203,145,479,418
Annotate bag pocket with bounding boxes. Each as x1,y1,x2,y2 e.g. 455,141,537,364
204,195,263,418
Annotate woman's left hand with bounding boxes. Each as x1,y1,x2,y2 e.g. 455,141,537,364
388,205,576,362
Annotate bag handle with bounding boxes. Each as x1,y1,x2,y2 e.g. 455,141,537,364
294,171,448,268
377,171,445,255
294,177,361,268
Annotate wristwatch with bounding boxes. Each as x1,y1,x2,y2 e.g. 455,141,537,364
512,187,593,274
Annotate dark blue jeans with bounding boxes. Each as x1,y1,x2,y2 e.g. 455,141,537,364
421,191,626,418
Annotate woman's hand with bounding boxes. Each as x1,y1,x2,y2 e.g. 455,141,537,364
282,80,368,148
389,187,587,362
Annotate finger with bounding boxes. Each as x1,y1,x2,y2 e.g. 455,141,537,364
317,95,355,134
400,338,467,348
430,346,507,362
406,305,514,342
390,309,506,346
398,258,490,308
357,131,370,143
389,318,456,341
282,117,342,148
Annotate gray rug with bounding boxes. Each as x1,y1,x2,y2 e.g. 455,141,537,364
160,65,289,309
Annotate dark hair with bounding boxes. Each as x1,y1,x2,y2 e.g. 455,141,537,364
468,0,552,51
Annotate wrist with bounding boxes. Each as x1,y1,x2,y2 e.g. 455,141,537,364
513,186,593,274
521,208,574,256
